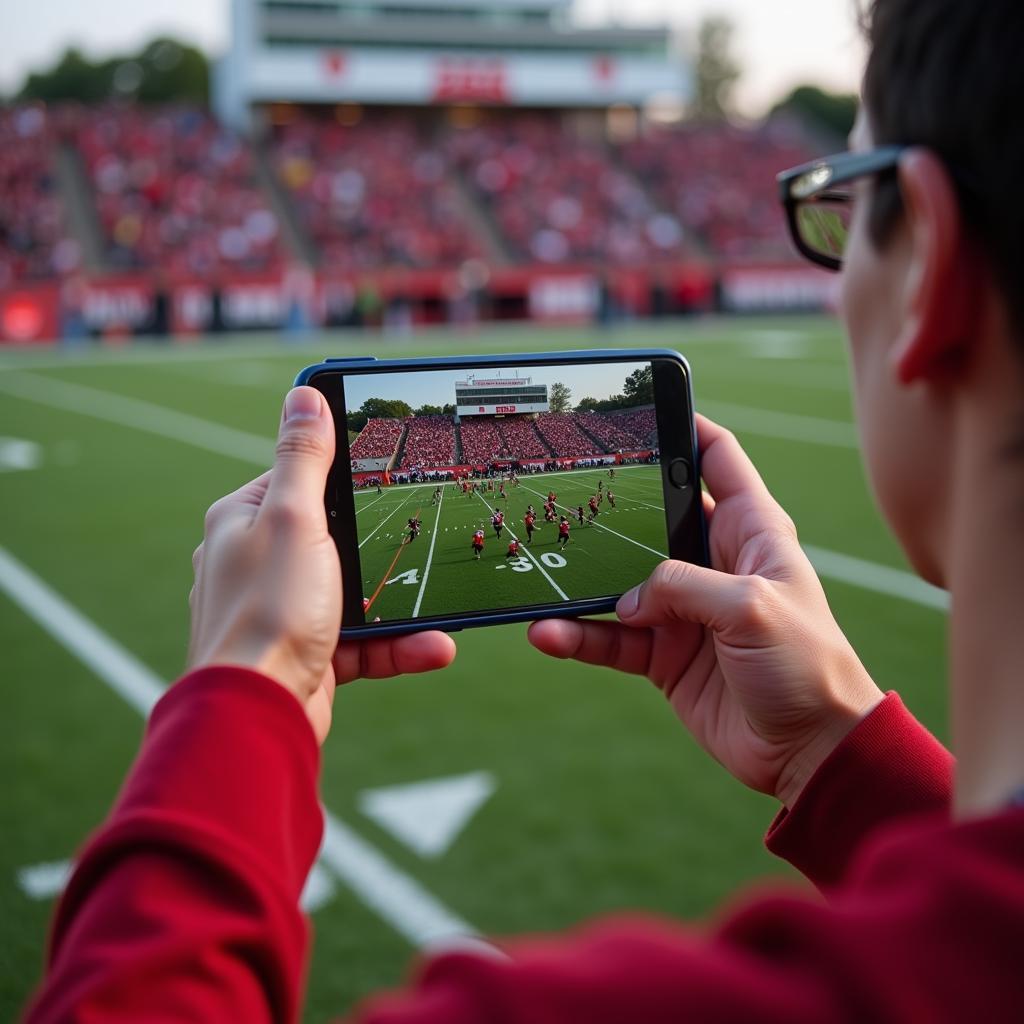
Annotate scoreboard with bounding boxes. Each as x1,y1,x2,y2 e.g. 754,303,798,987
455,378,548,416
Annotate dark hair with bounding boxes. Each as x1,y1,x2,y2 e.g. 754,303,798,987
861,0,1024,335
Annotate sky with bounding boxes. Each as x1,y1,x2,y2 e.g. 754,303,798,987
0,0,865,117
343,361,650,412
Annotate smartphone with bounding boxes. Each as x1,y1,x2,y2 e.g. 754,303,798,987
295,349,707,638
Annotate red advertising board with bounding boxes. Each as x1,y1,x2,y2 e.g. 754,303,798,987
433,57,508,104
0,284,61,343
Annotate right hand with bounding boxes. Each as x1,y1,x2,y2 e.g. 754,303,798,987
528,415,883,808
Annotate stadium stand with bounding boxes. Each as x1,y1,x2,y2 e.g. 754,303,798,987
620,122,816,262
459,416,514,464
0,105,77,286
607,407,657,445
399,415,457,468
534,412,608,457
576,410,644,450
349,417,403,460
445,114,689,267
496,416,551,458
271,114,482,271
76,106,283,275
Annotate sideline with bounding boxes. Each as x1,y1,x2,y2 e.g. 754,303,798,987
0,373,946,612
0,544,483,950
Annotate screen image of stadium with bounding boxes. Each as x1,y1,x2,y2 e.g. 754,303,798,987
343,361,665,623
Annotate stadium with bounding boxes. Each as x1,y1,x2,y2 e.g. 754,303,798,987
0,2,952,1022
0,0,840,344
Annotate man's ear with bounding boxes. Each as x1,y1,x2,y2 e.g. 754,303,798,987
891,149,982,384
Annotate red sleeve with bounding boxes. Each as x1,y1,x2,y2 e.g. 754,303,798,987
25,679,961,1024
24,667,323,1024
765,691,953,888
350,699,989,1024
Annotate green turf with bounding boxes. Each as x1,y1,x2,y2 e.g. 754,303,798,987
0,316,949,1022
355,468,664,623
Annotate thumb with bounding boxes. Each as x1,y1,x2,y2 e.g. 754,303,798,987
617,559,759,632
261,387,335,524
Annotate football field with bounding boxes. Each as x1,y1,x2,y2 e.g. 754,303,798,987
0,317,949,1021
355,466,666,623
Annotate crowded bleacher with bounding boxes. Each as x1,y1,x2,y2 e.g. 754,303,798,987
271,113,481,272
458,416,513,464
496,416,551,459
620,121,816,263
346,405,660,472
349,417,403,460
534,412,609,457
606,408,657,445
0,105,77,286
399,415,457,468
445,115,689,266
576,410,644,451
75,106,283,275
0,98,827,344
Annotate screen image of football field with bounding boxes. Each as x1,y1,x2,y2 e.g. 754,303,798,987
355,466,664,621
342,360,665,620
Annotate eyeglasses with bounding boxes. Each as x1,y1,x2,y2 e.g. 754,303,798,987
777,146,906,271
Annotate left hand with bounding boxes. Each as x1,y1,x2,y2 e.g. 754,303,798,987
188,386,457,744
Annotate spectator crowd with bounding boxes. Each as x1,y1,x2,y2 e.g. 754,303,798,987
349,417,403,460
271,114,481,272
0,105,78,287
445,115,690,267
0,103,822,297
399,415,457,469
76,106,282,276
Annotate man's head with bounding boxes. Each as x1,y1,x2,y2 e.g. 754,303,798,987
838,0,1024,585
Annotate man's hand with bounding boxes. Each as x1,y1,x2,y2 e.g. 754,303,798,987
188,386,456,744
529,415,883,808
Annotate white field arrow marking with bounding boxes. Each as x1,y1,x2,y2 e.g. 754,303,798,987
359,772,496,859
18,855,338,915
0,437,41,472
17,859,73,900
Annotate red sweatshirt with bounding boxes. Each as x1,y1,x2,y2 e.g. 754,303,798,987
23,668,1024,1023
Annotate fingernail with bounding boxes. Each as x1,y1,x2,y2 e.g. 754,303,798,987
617,586,639,619
285,387,322,422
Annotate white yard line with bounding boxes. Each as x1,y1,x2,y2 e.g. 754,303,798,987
358,487,427,549
0,544,483,950
520,483,668,560
474,492,568,601
0,373,274,465
354,491,389,516
803,544,949,612
698,400,859,450
555,472,666,512
412,487,444,618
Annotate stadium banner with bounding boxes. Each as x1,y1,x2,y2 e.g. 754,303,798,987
351,458,391,472
240,49,682,108
718,265,839,313
0,283,62,343
457,403,547,416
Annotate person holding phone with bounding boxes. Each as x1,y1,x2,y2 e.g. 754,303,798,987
24,0,1024,1020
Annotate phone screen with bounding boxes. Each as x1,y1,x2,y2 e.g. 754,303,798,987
313,354,703,632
